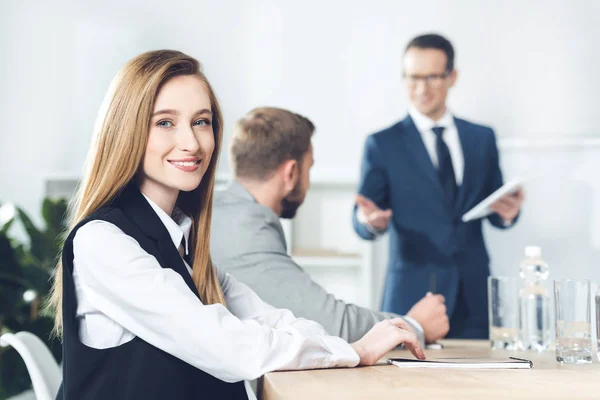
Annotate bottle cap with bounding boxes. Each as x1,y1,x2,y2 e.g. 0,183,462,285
525,246,542,258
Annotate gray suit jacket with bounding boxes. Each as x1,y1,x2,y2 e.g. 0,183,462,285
210,181,423,344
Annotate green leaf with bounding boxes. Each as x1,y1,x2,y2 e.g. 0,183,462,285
0,273,28,288
0,234,27,318
0,203,17,234
40,200,68,269
20,264,52,295
0,289,24,318
42,198,68,233
16,208,43,260
2,316,23,332
0,235,22,277
0,218,14,235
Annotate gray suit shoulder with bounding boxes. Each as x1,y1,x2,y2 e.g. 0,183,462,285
211,184,287,268
213,187,281,235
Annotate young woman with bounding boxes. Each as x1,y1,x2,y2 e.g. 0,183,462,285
50,50,424,399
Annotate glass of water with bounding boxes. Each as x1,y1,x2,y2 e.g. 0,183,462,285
488,276,520,350
554,279,592,364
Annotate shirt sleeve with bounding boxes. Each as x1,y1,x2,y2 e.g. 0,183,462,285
73,220,359,383
217,266,330,337
220,217,420,344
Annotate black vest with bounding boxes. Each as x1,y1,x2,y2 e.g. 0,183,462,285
57,185,248,399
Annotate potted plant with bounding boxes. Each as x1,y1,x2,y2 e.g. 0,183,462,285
0,198,67,398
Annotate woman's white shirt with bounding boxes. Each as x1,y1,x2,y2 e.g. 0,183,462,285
72,195,359,383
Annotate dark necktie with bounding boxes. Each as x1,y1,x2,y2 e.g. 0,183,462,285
432,126,457,207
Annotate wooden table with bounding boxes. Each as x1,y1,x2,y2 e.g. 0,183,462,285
261,340,600,399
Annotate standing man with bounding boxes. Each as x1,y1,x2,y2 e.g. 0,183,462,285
353,33,524,339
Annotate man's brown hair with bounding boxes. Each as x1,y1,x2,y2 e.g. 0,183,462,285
230,107,314,180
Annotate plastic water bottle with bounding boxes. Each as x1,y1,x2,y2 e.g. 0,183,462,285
519,246,552,351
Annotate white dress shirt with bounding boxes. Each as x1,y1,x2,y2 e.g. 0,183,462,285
72,194,359,384
409,106,464,186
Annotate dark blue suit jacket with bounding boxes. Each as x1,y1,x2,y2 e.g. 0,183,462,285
353,115,514,338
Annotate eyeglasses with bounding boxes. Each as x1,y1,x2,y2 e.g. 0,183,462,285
403,71,451,88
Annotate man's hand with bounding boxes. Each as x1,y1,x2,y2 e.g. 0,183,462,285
490,187,524,224
356,195,392,231
407,293,449,343
350,319,426,365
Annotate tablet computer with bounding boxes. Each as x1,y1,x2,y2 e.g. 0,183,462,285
461,177,522,222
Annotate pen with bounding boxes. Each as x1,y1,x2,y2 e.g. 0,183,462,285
509,356,534,367
429,272,436,294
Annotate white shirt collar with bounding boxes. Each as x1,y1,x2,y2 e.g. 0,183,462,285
408,106,455,133
142,194,192,255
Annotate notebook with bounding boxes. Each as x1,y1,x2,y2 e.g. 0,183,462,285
461,177,523,222
387,357,533,369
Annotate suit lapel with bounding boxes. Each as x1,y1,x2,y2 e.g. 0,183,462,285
156,238,201,300
401,117,445,195
401,116,447,203
117,185,201,300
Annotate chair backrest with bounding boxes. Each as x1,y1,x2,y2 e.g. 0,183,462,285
0,332,61,400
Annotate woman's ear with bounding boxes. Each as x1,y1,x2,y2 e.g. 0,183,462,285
280,159,299,194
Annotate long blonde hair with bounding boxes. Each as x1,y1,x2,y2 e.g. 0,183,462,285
49,50,226,335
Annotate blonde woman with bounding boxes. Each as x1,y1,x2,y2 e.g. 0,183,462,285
50,50,425,399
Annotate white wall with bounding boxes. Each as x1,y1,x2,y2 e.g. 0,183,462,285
2,1,600,303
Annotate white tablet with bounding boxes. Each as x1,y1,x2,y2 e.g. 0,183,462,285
461,177,523,222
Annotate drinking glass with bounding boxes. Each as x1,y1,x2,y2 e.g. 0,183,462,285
488,276,520,350
554,279,592,364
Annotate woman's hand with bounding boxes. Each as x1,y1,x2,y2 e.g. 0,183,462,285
350,318,426,365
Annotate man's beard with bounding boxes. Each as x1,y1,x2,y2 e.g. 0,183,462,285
280,197,302,219
280,180,303,219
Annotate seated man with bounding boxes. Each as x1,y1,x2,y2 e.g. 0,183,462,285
210,107,449,344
